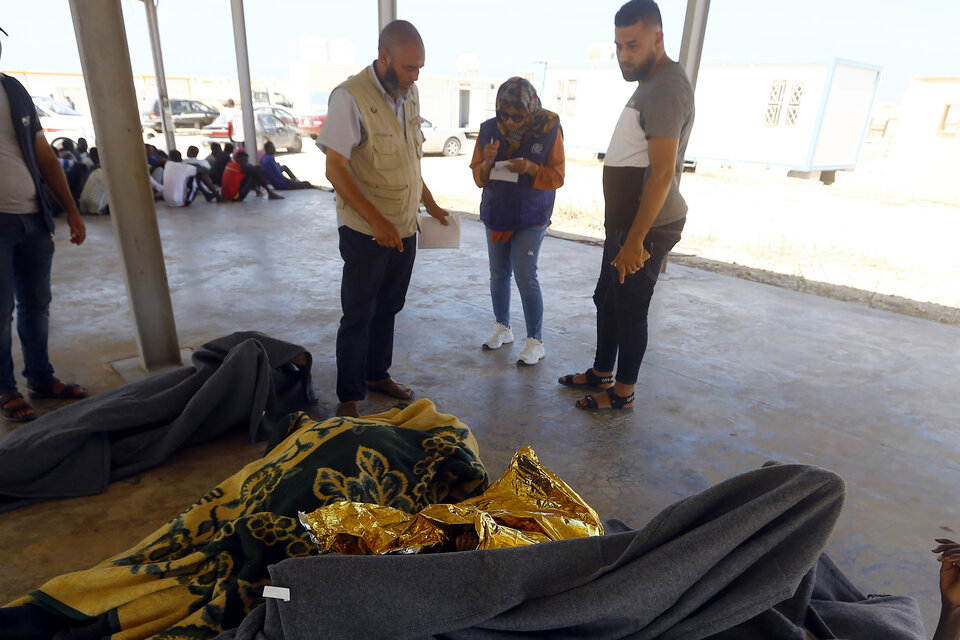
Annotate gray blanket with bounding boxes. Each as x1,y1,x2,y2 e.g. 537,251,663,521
217,463,926,640
0,332,316,512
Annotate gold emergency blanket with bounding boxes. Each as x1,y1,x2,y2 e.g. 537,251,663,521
300,446,603,554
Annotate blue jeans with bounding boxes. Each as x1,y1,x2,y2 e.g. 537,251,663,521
0,212,56,395
485,225,547,340
593,220,684,385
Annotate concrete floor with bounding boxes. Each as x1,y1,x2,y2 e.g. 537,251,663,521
1,190,959,633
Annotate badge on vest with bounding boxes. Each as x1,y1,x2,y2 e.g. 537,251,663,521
531,143,543,154
21,116,30,127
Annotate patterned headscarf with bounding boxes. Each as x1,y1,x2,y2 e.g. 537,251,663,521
495,77,560,153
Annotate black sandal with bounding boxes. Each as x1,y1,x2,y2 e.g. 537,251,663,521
1,391,37,422
575,388,635,411
27,379,87,400
558,369,614,389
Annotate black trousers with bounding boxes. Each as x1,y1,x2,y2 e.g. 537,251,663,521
336,225,417,402
593,218,684,385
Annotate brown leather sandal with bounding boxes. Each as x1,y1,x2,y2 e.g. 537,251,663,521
1,391,36,422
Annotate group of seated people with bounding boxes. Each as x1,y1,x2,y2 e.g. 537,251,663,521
55,137,109,216
144,141,318,208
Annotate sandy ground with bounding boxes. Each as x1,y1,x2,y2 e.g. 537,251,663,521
172,132,960,325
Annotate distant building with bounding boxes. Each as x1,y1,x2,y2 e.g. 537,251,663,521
543,57,882,178
883,77,960,203
888,77,960,163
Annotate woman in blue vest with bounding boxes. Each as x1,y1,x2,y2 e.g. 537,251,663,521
470,77,565,366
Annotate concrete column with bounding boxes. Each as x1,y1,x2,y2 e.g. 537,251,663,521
68,0,182,370
665,0,710,274
378,0,397,33
230,0,257,160
142,0,176,152
679,0,711,90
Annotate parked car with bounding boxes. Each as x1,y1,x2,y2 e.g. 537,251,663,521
204,109,303,153
298,109,327,139
142,98,219,131
260,105,299,128
420,118,466,156
200,105,298,146
32,96,96,146
252,90,294,109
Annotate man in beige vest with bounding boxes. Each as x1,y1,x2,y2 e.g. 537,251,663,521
317,20,449,418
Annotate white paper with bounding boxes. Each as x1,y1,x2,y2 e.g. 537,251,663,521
418,213,461,249
263,586,290,601
489,160,520,183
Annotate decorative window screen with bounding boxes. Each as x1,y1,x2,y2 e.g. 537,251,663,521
556,80,564,111
782,82,803,126
565,79,577,116
765,80,786,126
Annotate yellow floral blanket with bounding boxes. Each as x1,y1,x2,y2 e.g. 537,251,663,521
6,399,488,640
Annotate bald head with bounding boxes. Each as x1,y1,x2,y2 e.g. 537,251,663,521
378,20,423,57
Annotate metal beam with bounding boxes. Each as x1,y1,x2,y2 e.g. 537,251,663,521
678,0,710,90
68,0,182,371
142,0,176,152
378,0,397,34
230,0,257,160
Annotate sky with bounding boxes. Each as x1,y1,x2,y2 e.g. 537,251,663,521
1,0,959,104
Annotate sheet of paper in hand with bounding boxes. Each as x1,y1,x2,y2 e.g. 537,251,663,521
490,160,520,183
418,213,461,249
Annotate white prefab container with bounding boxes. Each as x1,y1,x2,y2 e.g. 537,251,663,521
686,59,881,171
542,63,636,158
543,58,880,171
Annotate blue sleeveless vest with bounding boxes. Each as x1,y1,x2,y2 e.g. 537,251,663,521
478,118,559,231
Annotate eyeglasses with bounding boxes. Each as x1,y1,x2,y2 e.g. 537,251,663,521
496,110,525,123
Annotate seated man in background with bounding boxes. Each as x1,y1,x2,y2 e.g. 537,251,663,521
220,151,283,202
161,149,199,207
78,148,108,215
209,142,233,186
260,140,315,191
204,142,222,170
183,145,209,170
183,145,221,201
56,139,88,204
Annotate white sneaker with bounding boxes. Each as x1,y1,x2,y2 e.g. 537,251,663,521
482,323,514,350
517,338,545,366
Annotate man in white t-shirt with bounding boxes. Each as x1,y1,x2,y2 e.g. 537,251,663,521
183,145,221,201
162,149,199,207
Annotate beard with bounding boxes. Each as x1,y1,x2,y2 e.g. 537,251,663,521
619,50,656,82
382,64,410,98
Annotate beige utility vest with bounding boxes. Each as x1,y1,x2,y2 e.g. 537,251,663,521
335,67,424,238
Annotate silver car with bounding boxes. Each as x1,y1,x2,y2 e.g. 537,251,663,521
420,118,466,156
229,110,304,153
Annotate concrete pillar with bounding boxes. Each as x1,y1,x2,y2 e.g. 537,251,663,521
142,0,176,153
378,0,397,33
230,0,257,160
68,0,182,370
679,0,711,90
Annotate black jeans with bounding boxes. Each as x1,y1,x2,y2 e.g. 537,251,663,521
593,219,684,385
336,225,417,402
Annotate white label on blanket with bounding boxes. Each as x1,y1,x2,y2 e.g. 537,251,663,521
263,586,291,601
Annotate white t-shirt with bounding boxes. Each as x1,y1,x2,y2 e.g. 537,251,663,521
184,157,210,170
79,167,109,214
162,161,198,207
0,80,39,214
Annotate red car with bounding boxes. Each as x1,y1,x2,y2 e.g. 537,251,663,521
298,111,327,139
